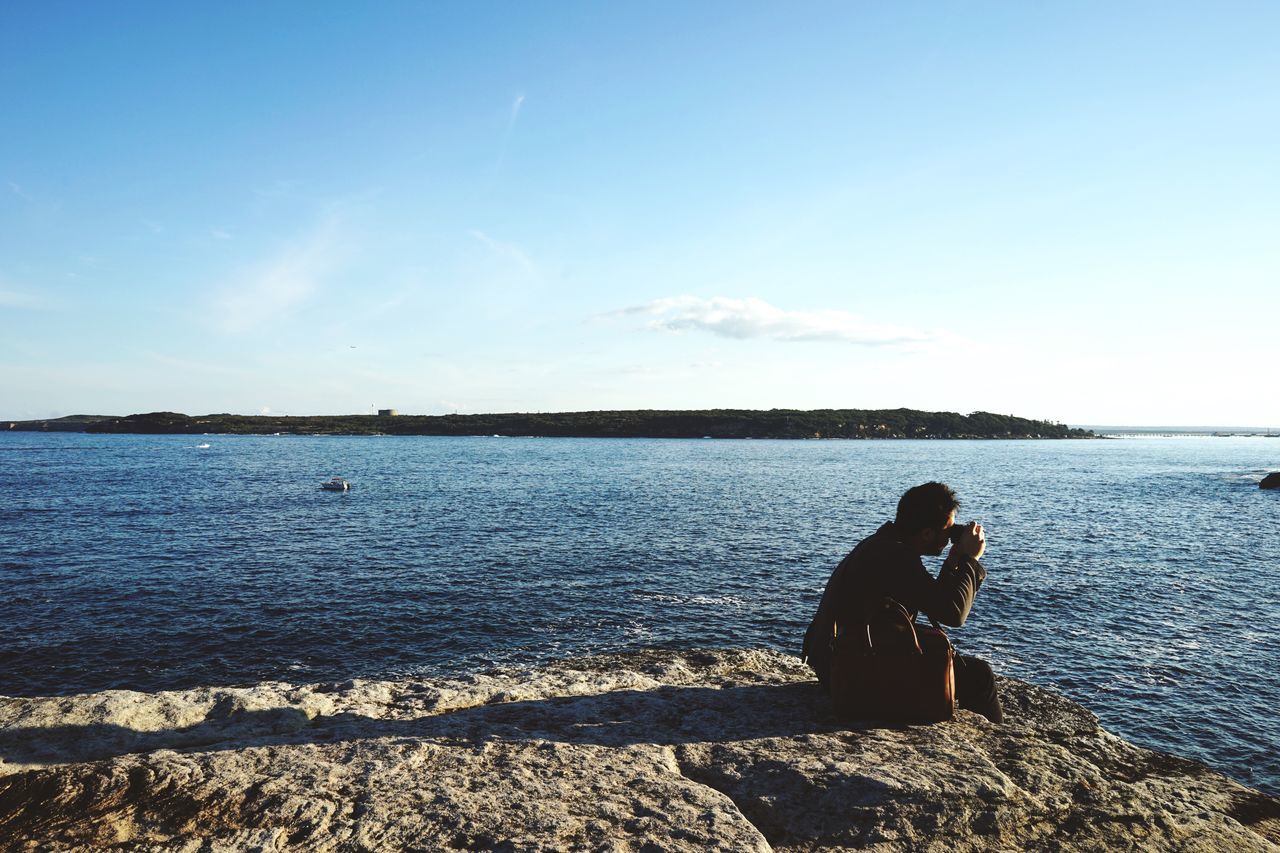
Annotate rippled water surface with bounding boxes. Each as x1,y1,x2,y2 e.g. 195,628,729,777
3,432,1277,795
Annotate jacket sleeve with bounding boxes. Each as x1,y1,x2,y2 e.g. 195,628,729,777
910,556,986,627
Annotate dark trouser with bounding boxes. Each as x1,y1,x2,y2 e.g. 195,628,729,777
955,655,1003,723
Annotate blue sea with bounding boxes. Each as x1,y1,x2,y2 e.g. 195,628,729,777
2,432,1277,795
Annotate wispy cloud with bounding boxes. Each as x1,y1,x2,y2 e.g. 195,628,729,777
615,359,725,376
0,276,49,309
469,230,538,277
490,92,527,178
215,217,348,332
8,180,61,215
0,288,43,309
253,179,305,200
366,293,407,318
8,181,33,202
608,295,951,347
138,349,241,375
210,228,233,240
508,93,526,130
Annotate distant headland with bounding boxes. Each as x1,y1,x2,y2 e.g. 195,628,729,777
4,409,1094,439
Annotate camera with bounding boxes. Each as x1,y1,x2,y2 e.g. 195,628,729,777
947,523,971,544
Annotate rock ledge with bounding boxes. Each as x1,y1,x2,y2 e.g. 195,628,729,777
2,648,1277,851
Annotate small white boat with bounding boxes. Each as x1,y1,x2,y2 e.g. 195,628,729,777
320,477,351,491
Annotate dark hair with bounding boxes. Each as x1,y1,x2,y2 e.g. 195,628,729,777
894,482,960,535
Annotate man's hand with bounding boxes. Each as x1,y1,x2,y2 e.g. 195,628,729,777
951,521,986,561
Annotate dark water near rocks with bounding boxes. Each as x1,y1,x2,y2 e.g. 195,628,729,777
2,432,1277,795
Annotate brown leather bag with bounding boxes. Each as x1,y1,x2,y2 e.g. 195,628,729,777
828,597,956,723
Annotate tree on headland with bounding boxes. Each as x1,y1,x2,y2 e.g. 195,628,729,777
0,409,1099,439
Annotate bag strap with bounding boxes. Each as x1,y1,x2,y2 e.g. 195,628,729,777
834,598,946,655
926,615,957,653
872,599,922,654
838,598,923,654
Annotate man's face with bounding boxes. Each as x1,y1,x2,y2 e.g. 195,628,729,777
924,510,957,556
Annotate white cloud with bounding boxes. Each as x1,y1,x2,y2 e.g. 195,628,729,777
508,93,525,129
609,295,951,347
216,218,347,332
210,228,233,240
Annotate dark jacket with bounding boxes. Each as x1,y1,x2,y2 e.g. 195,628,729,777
802,522,986,685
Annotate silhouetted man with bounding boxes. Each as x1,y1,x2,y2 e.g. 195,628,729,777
802,481,1003,723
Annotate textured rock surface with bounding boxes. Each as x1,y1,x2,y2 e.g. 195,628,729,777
1,648,1277,851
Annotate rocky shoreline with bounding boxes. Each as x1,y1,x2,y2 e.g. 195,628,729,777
1,648,1277,851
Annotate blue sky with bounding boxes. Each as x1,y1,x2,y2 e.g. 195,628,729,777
2,2,1277,425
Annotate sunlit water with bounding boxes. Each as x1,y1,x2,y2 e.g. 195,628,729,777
2,432,1277,795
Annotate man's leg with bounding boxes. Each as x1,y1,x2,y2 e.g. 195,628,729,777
954,655,1003,723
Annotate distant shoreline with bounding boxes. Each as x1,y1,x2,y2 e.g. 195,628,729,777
1081,426,1278,437
4,409,1094,440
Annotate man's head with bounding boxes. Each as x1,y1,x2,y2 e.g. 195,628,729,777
894,481,960,556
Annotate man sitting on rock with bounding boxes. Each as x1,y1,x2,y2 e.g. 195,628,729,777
802,481,1003,723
